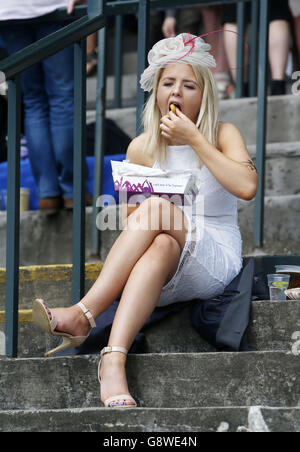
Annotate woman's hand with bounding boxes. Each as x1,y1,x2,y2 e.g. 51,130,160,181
162,17,176,38
160,108,202,146
67,0,87,14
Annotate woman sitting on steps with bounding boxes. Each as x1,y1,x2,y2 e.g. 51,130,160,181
33,33,258,408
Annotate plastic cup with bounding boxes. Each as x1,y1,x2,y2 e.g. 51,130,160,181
20,188,30,212
267,274,290,301
0,188,30,211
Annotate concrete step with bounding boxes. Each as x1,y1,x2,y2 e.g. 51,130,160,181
0,352,299,410
1,298,300,357
1,406,299,432
238,194,300,256
247,141,300,196
0,263,103,310
101,95,300,144
87,74,137,111
0,192,299,267
143,300,300,354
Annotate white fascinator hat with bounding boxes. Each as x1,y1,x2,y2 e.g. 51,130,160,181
140,33,216,92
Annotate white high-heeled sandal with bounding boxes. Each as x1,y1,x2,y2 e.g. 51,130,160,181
98,346,137,408
33,299,96,357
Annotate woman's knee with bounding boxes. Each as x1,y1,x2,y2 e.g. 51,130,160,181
140,196,168,211
132,197,169,229
140,196,178,218
150,233,181,261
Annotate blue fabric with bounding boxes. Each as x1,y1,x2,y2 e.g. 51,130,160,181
0,21,75,198
0,154,125,210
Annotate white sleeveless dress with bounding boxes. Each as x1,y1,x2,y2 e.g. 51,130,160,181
153,144,243,307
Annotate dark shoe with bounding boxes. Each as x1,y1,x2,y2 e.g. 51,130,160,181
39,196,62,214
270,80,286,96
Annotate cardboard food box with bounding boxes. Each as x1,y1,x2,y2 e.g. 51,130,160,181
111,160,198,206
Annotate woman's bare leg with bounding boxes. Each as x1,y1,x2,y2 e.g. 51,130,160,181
51,197,188,337
269,20,290,80
223,22,250,83
223,23,238,81
99,233,181,405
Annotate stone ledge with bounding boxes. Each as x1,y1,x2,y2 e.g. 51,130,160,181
1,352,299,410
1,406,299,432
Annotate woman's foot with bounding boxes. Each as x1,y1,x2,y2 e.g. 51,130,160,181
99,351,136,407
50,305,91,337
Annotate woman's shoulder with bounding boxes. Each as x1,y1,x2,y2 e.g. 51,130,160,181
217,121,242,136
217,122,245,149
126,133,154,167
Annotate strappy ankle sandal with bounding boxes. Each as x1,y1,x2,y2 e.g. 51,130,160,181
98,346,137,408
33,299,96,357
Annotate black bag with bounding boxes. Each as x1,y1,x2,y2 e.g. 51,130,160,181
86,119,131,157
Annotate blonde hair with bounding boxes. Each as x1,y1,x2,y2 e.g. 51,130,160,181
141,64,219,167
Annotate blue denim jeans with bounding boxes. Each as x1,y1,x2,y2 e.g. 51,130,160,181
0,21,74,199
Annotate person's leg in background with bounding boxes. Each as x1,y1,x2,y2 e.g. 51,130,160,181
201,5,233,99
86,32,98,77
269,20,290,95
268,0,291,95
0,24,62,211
37,22,75,207
222,1,290,96
222,4,250,95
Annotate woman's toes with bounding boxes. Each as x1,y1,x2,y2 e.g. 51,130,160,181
110,398,135,407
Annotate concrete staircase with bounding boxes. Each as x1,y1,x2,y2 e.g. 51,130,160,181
0,262,300,432
0,352,300,432
0,92,300,431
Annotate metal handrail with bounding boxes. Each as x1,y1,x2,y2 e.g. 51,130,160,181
0,0,268,356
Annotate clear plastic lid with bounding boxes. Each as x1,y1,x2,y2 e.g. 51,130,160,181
275,265,300,273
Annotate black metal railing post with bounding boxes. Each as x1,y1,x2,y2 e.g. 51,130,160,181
253,0,269,248
114,14,123,108
136,0,150,136
91,0,107,257
4,76,21,357
72,38,87,303
249,0,259,97
236,0,246,98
